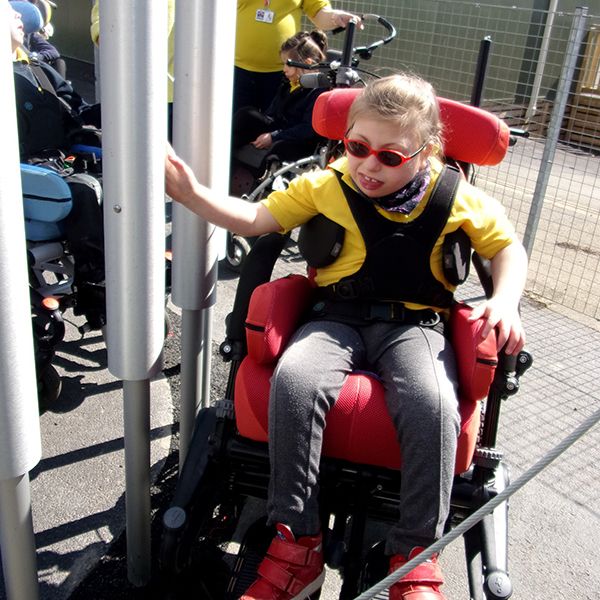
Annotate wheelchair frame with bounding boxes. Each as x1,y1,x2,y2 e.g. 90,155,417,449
160,230,531,599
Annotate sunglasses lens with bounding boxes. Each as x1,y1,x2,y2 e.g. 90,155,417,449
346,140,370,158
378,151,403,167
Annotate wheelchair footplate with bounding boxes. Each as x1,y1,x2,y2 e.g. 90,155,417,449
225,516,274,599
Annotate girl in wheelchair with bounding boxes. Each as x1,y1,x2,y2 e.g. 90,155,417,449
166,73,527,600
230,29,328,195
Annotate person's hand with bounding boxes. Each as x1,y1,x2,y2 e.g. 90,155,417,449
251,132,273,149
331,10,363,30
468,297,526,355
165,144,198,206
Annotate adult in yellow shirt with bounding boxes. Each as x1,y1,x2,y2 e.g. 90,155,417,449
234,1,359,113
90,0,175,137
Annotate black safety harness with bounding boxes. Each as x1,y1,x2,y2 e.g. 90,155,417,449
302,165,469,326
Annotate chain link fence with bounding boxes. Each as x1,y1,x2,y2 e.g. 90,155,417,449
318,0,600,323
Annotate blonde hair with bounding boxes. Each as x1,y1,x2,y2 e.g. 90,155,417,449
347,74,443,151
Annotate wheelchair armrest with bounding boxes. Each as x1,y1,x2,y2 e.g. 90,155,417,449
245,274,315,364
450,302,498,403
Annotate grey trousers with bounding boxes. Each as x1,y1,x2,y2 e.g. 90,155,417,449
266,319,461,556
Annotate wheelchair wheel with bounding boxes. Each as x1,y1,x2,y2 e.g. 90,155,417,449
357,540,388,595
225,233,252,273
37,364,62,407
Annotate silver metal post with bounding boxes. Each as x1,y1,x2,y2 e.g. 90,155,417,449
99,0,168,585
0,477,39,600
172,0,236,468
178,309,203,464
123,380,151,585
1,3,42,595
523,6,588,255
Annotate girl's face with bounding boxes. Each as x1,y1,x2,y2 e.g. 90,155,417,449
346,116,432,198
281,51,310,85
9,9,25,52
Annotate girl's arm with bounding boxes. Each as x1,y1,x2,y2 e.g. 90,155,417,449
468,241,528,355
165,152,281,237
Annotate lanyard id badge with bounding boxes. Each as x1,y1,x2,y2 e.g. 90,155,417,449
256,0,274,23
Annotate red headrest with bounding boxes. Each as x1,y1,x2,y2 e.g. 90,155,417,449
312,87,509,166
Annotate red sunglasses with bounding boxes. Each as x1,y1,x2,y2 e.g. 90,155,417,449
343,138,427,168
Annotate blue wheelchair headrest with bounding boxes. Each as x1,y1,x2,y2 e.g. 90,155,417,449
10,1,43,34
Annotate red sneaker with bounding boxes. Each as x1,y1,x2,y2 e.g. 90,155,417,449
240,523,324,600
388,547,446,600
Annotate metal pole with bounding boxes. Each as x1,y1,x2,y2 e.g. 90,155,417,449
522,6,588,256
172,0,236,468
0,2,42,596
123,380,151,584
470,36,492,108
0,477,39,600
99,0,168,585
525,0,559,121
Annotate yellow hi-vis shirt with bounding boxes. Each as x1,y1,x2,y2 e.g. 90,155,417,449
235,0,330,72
262,157,518,311
91,0,175,102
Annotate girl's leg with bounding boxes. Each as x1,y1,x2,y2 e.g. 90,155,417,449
267,319,364,536
363,322,460,556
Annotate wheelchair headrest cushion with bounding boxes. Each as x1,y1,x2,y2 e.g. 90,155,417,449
11,1,43,33
312,88,510,166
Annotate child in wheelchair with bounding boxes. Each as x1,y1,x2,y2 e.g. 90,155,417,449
230,29,329,196
166,73,527,600
10,4,104,333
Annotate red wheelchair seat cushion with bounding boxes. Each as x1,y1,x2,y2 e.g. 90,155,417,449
234,276,496,472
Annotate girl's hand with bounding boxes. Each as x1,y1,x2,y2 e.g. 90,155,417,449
165,145,199,206
468,297,526,355
251,132,273,149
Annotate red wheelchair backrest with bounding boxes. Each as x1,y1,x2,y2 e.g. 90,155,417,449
311,87,510,166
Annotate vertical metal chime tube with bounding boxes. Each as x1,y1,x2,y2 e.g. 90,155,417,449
0,2,42,597
99,0,168,586
172,0,236,467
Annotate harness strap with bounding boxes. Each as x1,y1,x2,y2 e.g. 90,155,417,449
310,297,442,327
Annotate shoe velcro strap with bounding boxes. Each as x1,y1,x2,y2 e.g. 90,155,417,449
268,537,321,567
257,556,306,596
397,561,444,585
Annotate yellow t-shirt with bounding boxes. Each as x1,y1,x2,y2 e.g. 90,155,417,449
235,0,330,72
262,157,517,310
91,0,175,102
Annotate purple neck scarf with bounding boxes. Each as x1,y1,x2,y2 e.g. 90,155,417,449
365,164,431,214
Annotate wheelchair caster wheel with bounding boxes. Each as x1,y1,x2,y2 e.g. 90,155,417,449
484,570,513,599
37,364,62,408
225,235,252,273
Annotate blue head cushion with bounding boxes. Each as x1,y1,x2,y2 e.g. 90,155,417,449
10,2,43,34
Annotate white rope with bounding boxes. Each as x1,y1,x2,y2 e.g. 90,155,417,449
354,405,600,599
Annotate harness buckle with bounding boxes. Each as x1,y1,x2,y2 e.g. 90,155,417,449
368,302,405,321
334,280,359,300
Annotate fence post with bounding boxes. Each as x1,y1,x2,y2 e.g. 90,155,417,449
0,3,42,597
99,0,168,586
171,0,235,468
522,6,588,256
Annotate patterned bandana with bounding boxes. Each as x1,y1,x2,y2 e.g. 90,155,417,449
365,163,432,214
